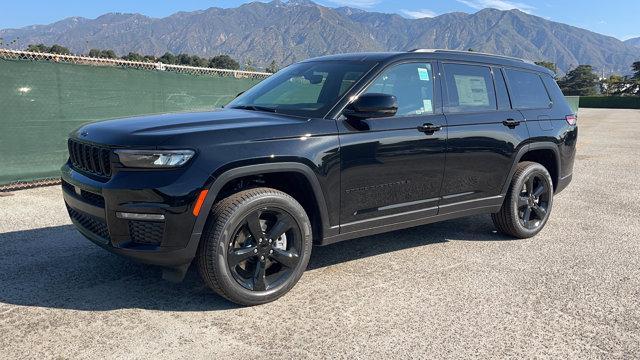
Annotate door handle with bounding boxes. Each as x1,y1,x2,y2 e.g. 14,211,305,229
502,119,521,128
417,123,442,134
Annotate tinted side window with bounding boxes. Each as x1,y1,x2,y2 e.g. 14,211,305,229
364,63,434,117
505,69,551,109
494,68,511,110
443,63,497,113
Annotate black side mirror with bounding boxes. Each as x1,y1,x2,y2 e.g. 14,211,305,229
344,93,398,120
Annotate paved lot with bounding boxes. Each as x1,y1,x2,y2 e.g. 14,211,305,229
1,108,639,359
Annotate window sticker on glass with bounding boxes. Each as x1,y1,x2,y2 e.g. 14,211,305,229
454,75,489,106
422,99,433,113
418,67,430,81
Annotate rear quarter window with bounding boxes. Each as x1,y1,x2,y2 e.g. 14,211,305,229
505,69,551,109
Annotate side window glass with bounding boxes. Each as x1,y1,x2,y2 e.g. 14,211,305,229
494,68,512,110
505,69,551,109
363,63,434,117
443,63,497,113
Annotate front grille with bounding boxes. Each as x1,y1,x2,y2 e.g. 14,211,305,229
68,139,112,178
61,180,106,208
66,205,110,241
128,220,164,246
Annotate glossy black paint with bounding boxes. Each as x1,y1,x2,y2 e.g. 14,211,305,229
344,93,398,119
61,50,577,272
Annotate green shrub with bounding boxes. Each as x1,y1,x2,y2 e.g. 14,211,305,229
579,96,640,109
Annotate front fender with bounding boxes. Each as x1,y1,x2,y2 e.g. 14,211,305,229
188,162,336,251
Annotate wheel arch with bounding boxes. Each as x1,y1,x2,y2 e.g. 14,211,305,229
501,142,561,195
190,162,334,247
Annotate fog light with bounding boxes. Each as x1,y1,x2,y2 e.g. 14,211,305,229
116,212,165,221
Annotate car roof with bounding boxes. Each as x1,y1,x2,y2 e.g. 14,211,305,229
302,49,554,76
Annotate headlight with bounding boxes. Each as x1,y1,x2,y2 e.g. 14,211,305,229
114,149,195,168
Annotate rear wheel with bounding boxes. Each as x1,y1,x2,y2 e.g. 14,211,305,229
492,161,554,238
197,187,312,305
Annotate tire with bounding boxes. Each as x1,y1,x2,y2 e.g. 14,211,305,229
196,187,312,306
492,161,554,238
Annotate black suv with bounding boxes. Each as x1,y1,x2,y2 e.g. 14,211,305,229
62,50,577,305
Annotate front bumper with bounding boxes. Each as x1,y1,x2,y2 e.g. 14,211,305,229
61,161,210,267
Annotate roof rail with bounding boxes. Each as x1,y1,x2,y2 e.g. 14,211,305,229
407,49,533,64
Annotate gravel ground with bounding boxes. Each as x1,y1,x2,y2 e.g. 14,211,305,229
1,108,639,359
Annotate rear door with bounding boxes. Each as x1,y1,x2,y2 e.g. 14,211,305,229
503,67,556,132
440,62,528,214
337,61,447,232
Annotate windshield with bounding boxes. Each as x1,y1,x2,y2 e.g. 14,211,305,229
227,61,376,118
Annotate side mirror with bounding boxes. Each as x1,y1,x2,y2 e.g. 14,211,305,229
343,93,398,120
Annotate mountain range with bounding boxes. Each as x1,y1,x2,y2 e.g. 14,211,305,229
1,0,639,74
625,37,640,48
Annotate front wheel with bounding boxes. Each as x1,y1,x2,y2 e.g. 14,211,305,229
197,187,312,306
492,161,554,238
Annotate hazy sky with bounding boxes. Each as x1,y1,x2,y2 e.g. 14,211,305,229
1,0,638,41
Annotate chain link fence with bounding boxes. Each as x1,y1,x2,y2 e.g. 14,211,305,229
0,49,271,79
0,49,271,191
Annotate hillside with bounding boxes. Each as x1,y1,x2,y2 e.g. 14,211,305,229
1,0,639,74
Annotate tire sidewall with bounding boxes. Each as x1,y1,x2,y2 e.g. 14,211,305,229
211,193,312,304
508,163,554,237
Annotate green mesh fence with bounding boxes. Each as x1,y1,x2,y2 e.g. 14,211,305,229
0,58,265,186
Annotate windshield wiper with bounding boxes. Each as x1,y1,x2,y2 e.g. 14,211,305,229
230,105,277,113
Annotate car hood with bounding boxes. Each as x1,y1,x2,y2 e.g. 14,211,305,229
70,108,308,147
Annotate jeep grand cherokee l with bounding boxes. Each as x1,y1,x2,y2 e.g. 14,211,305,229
61,49,577,305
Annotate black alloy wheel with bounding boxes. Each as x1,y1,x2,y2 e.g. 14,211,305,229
197,187,312,306
492,161,554,238
517,173,551,230
227,208,302,291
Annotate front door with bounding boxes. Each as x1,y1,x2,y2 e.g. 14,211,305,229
337,62,447,233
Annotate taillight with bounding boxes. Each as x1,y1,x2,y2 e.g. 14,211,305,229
565,114,577,126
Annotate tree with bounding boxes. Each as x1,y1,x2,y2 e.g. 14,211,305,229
244,59,256,72
193,56,209,68
176,54,208,67
26,44,50,53
48,44,70,55
266,60,279,73
121,52,144,62
100,49,117,59
629,61,640,95
88,48,117,59
176,53,191,65
557,65,599,96
600,74,628,96
535,61,557,74
633,61,640,79
88,49,102,58
158,52,177,64
208,54,240,70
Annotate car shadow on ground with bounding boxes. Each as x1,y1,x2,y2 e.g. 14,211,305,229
0,215,512,312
